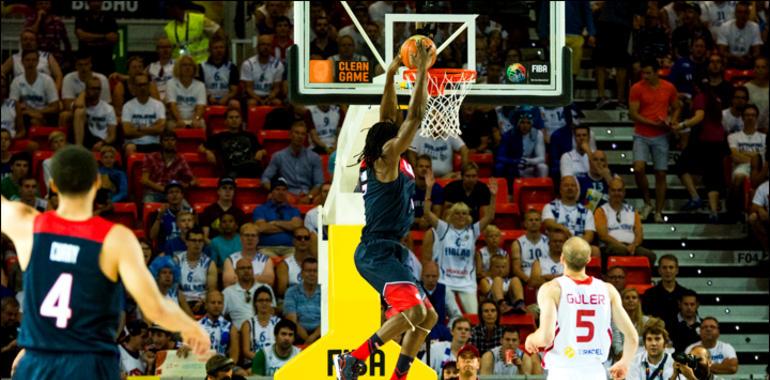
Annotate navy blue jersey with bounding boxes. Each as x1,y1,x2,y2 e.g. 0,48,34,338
18,211,121,354
359,158,415,241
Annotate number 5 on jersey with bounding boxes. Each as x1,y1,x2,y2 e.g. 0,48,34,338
40,273,74,328
576,309,595,343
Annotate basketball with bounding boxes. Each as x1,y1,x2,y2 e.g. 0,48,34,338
399,35,437,69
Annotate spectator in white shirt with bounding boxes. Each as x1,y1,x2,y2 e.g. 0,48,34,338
721,86,747,133
223,257,277,330
121,73,167,156
58,51,110,128
685,317,739,375
304,105,345,154
559,124,592,177
744,57,769,132
542,176,599,257
728,105,766,191
241,35,284,106
700,1,736,39
717,1,763,68
147,36,175,102
167,55,207,129
627,323,675,380
199,38,240,109
748,180,769,255
421,318,473,374
222,223,275,287
304,182,330,236
9,49,60,126
329,35,369,63
73,77,117,150
410,133,469,179
1,29,63,89
595,177,656,266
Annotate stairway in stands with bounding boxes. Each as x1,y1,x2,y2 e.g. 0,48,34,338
584,110,769,377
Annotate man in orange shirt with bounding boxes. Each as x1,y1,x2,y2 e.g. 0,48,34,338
628,59,681,223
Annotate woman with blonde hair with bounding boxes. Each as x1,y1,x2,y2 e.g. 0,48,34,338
167,55,207,129
424,169,497,313
622,287,650,335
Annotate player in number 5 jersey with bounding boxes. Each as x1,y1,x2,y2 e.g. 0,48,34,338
525,237,638,380
1,146,210,380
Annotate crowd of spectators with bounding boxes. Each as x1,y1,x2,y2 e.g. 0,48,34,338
1,0,768,378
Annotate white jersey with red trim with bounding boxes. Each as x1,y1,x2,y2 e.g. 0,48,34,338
543,275,612,370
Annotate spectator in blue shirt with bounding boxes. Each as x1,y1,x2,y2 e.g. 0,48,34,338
283,257,321,344
97,145,127,202
261,122,324,204
149,181,193,251
413,154,444,230
667,36,709,97
252,178,302,257
494,110,548,186
576,150,614,212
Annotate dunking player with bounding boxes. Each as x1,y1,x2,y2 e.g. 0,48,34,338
1,146,210,379
334,41,435,380
524,237,639,380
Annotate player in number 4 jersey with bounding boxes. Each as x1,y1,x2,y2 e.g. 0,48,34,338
525,237,638,380
1,146,210,380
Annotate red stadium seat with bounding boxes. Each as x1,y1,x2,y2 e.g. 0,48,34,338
500,314,536,342
192,203,209,216
133,229,146,239
608,256,651,285
9,138,32,152
174,128,206,153
259,130,290,157
106,203,138,228
142,202,162,232
28,126,66,150
468,153,494,177
410,230,425,258
31,151,53,195
182,152,217,177
521,202,547,214
321,154,331,181
479,177,519,229
247,106,277,134
626,283,653,295
241,203,257,216
499,230,525,248
205,106,228,136
187,178,219,205
463,313,480,326
479,177,509,205
724,68,754,83
234,178,266,205
586,257,602,278
513,177,554,212
296,204,314,216
126,153,146,202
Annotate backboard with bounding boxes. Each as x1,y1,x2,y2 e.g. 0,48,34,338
290,1,571,106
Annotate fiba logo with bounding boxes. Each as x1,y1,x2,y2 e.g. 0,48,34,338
506,63,527,84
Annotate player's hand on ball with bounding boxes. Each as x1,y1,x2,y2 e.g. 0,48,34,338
181,324,211,356
609,361,628,380
411,38,433,69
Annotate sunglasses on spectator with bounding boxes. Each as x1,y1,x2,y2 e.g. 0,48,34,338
295,235,310,241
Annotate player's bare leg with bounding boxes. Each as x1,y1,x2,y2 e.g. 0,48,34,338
393,306,438,379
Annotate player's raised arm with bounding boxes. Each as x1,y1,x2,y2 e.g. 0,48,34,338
106,224,211,355
423,169,440,228
379,56,403,125
383,41,432,158
525,280,559,353
607,283,639,380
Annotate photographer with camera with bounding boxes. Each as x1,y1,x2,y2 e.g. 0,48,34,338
671,346,723,380
628,323,675,380
684,317,739,375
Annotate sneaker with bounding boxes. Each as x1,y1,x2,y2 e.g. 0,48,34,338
681,198,704,212
335,353,367,380
596,98,616,110
708,212,719,224
639,203,654,220
498,300,514,315
654,212,664,223
511,299,528,314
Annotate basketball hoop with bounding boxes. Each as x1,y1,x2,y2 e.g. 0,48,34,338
403,68,476,140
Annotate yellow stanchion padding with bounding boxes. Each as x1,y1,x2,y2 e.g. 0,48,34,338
275,225,437,379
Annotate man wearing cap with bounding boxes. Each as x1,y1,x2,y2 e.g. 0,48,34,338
261,121,324,204
200,177,247,243
252,177,302,257
455,343,481,380
141,129,196,202
206,354,234,380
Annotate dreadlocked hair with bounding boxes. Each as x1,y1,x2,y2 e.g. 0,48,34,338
357,121,400,168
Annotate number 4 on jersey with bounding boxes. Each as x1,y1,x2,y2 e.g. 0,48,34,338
40,273,74,328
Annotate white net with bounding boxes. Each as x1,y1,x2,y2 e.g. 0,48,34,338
403,69,476,140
